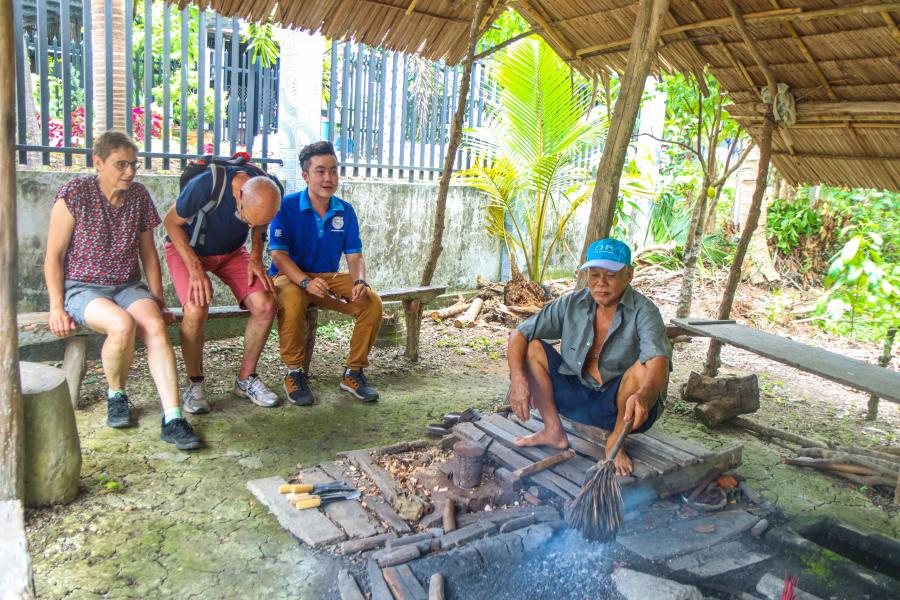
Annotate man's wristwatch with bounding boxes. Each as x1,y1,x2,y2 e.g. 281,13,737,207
299,277,311,289
354,279,369,288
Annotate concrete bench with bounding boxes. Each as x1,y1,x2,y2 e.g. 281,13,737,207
17,285,446,408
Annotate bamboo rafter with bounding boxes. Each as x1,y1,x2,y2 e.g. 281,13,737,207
769,0,837,101
574,3,900,58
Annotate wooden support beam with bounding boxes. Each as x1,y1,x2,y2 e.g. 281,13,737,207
574,3,900,58
579,0,670,282
724,0,798,159
772,151,900,161
882,11,900,47
769,0,837,101
516,0,575,59
736,101,900,117
705,116,775,376
405,0,420,17
414,0,488,357
0,0,23,503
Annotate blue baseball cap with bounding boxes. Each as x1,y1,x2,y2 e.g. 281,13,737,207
579,238,632,272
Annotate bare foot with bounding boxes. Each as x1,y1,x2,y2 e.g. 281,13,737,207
514,428,569,449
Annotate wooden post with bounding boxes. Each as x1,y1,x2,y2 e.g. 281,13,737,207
705,1,779,376
411,0,488,360
578,0,670,287
0,2,34,597
0,0,24,504
867,327,897,421
704,117,773,376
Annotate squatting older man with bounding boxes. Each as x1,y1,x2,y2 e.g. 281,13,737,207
507,238,671,476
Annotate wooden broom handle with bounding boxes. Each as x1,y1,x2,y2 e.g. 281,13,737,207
605,419,634,462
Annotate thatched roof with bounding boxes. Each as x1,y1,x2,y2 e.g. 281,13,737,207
177,0,900,192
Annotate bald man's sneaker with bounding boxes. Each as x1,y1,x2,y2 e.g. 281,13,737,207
340,369,379,402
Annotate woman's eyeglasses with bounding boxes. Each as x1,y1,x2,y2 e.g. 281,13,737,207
114,160,140,172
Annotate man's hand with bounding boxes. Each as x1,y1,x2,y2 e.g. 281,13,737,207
48,306,77,337
153,296,176,326
188,266,213,306
351,282,368,303
623,390,655,431
247,259,274,292
305,277,330,299
508,375,533,422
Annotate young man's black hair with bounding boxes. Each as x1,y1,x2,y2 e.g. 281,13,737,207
298,141,337,172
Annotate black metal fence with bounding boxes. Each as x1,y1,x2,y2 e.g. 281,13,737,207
14,0,280,169
324,41,495,180
323,40,603,181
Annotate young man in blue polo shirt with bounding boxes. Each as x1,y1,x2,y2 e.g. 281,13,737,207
507,239,671,477
269,141,383,405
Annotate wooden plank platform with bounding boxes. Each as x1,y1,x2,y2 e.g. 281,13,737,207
246,476,345,548
672,318,900,404
456,413,741,509
300,467,380,539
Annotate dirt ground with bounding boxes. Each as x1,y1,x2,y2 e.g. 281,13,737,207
24,272,899,598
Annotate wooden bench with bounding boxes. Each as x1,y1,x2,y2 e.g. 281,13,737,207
670,318,900,405
17,285,446,408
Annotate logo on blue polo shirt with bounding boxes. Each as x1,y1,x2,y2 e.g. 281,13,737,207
332,216,344,230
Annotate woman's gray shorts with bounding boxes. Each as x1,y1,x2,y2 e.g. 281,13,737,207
63,279,156,326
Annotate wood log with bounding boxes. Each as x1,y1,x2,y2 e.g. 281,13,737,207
728,416,828,449
827,471,897,489
508,305,541,316
428,573,445,600
682,371,760,426
513,449,577,480
454,298,484,328
795,449,899,474
476,275,504,297
442,500,456,533
62,337,87,410
848,445,900,463
782,457,880,477
428,298,467,321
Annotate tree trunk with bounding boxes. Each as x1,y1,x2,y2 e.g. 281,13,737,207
704,115,774,376
0,0,23,503
748,188,780,285
676,177,711,318
409,0,487,360
92,0,127,132
577,0,670,288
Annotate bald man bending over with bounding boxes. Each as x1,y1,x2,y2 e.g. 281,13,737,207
164,166,284,413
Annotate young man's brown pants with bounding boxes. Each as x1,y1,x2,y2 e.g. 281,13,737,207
274,272,383,371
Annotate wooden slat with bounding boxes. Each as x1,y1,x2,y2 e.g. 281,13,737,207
642,429,714,458
476,415,596,485
300,468,379,539
382,565,427,600
319,461,411,534
671,318,900,404
453,422,576,500
630,433,699,467
246,476,345,548
340,450,403,505
526,411,660,478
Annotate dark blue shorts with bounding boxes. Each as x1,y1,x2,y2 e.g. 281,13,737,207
540,341,659,433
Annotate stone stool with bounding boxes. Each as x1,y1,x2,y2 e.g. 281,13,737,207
21,362,81,506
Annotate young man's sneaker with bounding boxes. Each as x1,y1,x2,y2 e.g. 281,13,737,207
160,417,202,451
283,370,315,406
340,369,379,402
181,380,210,414
233,375,280,407
107,392,133,428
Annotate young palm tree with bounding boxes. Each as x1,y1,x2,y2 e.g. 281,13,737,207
457,38,650,283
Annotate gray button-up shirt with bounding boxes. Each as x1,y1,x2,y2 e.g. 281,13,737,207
517,286,671,393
